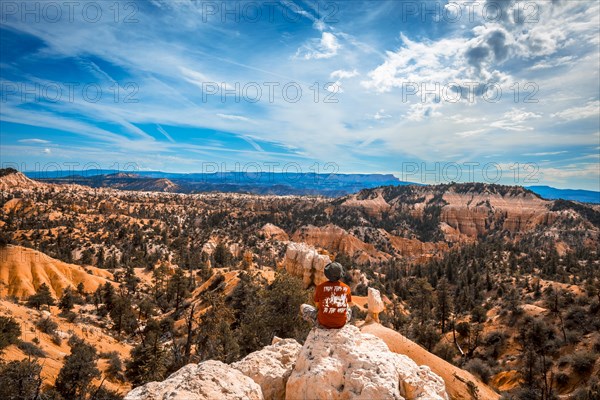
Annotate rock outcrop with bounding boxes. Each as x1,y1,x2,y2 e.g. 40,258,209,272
124,360,263,400
0,170,41,191
124,323,449,400
282,242,331,288
361,323,501,400
292,224,390,264
285,325,448,400
366,287,385,323
232,337,302,400
260,223,289,241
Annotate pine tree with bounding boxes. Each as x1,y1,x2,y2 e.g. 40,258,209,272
26,283,55,310
213,242,232,267
54,336,100,400
230,273,268,356
100,282,117,313
76,282,86,297
408,278,434,325
195,293,240,363
435,278,452,333
123,265,140,295
0,316,21,352
166,268,191,316
125,319,169,386
0,359,43,400
109,295,138,335
259,272,310,342
59,287,76,313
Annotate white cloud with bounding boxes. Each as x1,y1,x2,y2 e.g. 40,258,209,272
157,125,176,143
325,81,343,93
18,139,51,144
523,151,568,156
180,66,233,91
239,135,264,152
296,32,341,60
529,56,575,71
372,109,391,120
330,69,359,80
456,128,487,138
405,103,442,122
216,113,252,122
538,164,600,182
489,109,542,132
551,101,600,121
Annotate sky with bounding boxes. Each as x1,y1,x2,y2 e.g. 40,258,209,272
1,0,599,190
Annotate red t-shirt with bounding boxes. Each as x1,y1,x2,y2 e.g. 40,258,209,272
314,281,352,329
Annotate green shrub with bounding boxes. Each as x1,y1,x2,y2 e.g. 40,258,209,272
456,321,470,337
571,352,596,374
35,317,58,335
17,340,47,357
465,358,493,384
0,359,43,399
0,316,21,351
433,342,457,363
51,334,63,346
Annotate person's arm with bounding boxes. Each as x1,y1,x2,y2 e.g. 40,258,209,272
314,285,321,310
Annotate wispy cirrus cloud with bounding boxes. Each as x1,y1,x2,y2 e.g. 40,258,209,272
0,0,598,190
18,139,51,144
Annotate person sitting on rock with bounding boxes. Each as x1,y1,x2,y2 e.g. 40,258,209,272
301,262,352,329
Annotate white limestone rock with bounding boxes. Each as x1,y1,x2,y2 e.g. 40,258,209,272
282,242,331,288
124,360,263,400
367,287,385,322
232,337,302,400
285,325,448,400
367,287,385,314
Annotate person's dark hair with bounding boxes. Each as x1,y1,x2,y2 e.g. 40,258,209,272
324,262,345,282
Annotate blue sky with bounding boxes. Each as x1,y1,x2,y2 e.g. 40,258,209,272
1,0,599,190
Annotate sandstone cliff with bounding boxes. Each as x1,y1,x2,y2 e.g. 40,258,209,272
292,224,390,264
340,184,569,244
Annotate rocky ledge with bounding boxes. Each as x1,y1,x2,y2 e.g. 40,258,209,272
125,322,448,400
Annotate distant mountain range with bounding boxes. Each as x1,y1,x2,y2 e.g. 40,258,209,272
26,169,410,197
23,169,599,203
525,185,600,204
